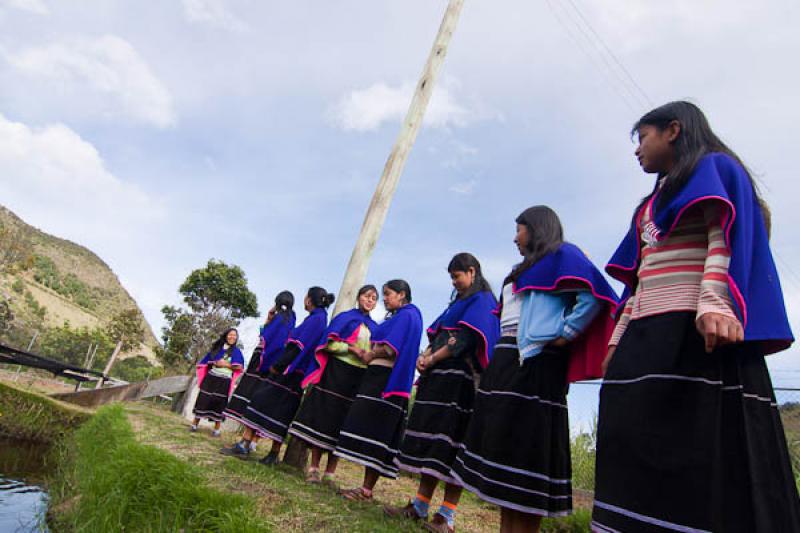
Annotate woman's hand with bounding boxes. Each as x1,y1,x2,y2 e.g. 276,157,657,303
601,346,616,376
696,312,744,353
549,337,569,348
416,355,427,373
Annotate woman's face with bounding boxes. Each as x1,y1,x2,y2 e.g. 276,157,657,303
514,223,530,257
358,289,378,313
382,287,406,311
635,123,678,175
450,268,475,295
304,295,313,311
225,330,238,345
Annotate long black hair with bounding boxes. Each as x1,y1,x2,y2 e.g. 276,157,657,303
209,327,238,355
273,290,294,322
448,252,494,301
632,101,770,231
383,279,412,317
505,205,564,285
307,286,335,309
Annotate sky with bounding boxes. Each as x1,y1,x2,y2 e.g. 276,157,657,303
1,0,799,395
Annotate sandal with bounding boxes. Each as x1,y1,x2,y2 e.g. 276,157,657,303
339,487,373,501
305,468,322,484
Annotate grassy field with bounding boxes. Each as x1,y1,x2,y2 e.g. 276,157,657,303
47,400,591,532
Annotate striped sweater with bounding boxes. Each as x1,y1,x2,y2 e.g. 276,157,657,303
609,196,739,347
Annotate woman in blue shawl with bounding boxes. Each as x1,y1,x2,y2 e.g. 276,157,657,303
220,291,295,456
451,207,618,532
593,102,800,532
386,253,499,533
287,284,378,485
335,279,423,502
190,328,245,436
238,287,333,465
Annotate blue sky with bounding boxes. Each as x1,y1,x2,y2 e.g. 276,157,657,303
1,0,799,390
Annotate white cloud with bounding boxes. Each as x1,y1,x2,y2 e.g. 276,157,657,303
5,35,176,128
329,79,471,132
0,113,166,242
0,0,48,15
449,180,477,195
182,0,248,32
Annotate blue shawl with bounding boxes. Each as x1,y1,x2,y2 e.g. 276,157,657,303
507,242,619,382
372,303,423,399
257,311,296,372
284,307,329,375
426,290,499,370
302,308,378,387
607,152,793,354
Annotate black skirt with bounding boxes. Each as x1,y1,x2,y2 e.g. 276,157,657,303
241,372,303,442
333,365,408,478
223,371,270,425
192,372,232,422
396,357,477,484
451,337,573,517
592,312,800,533
288,357,366,450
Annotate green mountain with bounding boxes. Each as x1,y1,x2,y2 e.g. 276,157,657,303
0,205,158,364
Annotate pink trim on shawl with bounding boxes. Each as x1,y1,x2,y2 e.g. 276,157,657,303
196,364,208,388
301,327,361,388
196,363,242,396
514,276,616,383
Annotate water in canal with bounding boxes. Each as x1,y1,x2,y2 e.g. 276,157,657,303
0,437,49,532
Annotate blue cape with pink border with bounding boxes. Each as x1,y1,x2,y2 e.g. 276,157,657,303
257,312,296,372
196,345,245,396
426,290,499,370
302,308,378,388
607,152,793,354
372,303,423,399
510,242,619,382
284,307,329,375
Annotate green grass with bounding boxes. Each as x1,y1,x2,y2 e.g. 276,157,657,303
0,381,90,442
48,404,271,532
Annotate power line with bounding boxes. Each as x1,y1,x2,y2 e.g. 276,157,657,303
543,0,640,114
564,0,653,107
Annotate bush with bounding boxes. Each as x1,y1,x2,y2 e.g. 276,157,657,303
12,278,24,294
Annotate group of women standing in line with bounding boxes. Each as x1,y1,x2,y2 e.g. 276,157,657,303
190,101,800,532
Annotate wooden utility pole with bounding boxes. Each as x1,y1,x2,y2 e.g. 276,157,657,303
331,0,465,316
96,341,123,389
283,0,466,472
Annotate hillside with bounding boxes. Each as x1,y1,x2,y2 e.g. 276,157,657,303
0,205,159,363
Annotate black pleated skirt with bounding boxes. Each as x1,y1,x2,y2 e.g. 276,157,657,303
592,312,800,533
241,372,303,443
223,371,270,425
451,337,573,517
288,357,366,450
333,365,408,478
397,357,477,484
192,372,232,422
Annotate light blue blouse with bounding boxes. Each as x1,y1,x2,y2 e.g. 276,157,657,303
518,289,602,360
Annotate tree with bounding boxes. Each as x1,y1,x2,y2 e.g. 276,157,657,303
37,321,115,370
159,259,258,416
156,259,258,365
106,308,145,352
